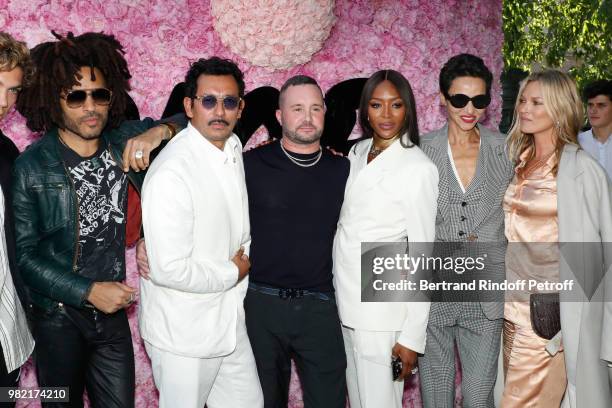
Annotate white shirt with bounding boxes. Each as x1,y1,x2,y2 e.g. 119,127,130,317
447,139,481,193
0,185,34,372
578,129,612,181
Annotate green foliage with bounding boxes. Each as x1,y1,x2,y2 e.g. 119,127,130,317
503,0,611,89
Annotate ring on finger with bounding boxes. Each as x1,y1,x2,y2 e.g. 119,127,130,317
134,150,144,159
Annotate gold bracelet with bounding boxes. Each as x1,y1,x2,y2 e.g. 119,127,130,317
160,122,177,139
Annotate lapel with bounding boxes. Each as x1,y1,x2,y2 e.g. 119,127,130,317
345,138,397,202
463,138,488,195
425,126,451,217
186,126,244,240
557,144,583,242
469,129,495,228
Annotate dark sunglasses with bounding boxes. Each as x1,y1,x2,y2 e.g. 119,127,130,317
61,88,113,108
193,95,241,110
447,93,491,109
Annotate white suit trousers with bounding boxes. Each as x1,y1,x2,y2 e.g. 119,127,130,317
146,322,263,408
342,326,405,408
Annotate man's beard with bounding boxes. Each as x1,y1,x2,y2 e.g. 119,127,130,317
62,112,107,140
282,122,323,145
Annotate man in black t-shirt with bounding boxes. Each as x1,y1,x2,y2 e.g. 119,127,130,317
243,76,349,407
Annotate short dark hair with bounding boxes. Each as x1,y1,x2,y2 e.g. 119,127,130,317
358,69,419,148
278,75,323,106
184,57,245,99
439,53,493,97
583,79,612,101
17,32,132,133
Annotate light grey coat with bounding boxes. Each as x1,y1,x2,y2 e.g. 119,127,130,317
557,143,612,407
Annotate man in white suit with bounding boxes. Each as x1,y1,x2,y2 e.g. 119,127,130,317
139,57,263,408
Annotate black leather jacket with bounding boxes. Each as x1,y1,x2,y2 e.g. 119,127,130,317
12,120,152,312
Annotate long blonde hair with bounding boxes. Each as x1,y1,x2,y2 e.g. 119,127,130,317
506,69,583,174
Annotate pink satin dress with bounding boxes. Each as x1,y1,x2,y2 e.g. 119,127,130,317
501,150,567,407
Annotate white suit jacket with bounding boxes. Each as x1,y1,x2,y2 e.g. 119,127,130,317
557,143,612,407
333,138,438,353
139,123,250,358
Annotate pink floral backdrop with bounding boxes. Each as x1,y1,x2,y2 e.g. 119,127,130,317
1,0,503,407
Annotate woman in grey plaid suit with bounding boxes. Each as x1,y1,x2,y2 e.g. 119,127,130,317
419,54,514,407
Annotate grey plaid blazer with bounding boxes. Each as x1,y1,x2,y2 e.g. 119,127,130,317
420,124,514,319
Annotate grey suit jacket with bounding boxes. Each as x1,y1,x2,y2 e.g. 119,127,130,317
421,125,514,319
558,143,612,407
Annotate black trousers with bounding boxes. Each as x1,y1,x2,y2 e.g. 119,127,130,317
0,344,20,408
31,305,134,408
244,288,347,408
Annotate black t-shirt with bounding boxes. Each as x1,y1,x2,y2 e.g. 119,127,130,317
244,141,350,292
60,141,128,282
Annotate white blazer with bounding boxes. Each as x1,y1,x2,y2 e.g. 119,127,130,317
333,138,438,353
139,123,250,358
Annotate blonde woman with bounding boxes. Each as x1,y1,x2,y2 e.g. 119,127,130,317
502,69,612,407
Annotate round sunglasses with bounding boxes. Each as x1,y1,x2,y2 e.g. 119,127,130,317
193,95,241,110
61,88,113,108
447,93,491,109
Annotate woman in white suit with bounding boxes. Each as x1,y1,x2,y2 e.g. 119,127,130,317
503,69,612,407
333,70,438,408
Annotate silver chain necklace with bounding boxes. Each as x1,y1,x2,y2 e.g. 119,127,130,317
279,141,323,167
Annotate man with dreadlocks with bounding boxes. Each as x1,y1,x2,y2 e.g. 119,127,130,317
0,32,35,407
11,32,178,407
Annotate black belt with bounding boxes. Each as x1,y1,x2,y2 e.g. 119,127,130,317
248,282,332,301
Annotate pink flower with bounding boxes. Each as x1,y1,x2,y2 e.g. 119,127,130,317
1,110,37,152
0,10,8,29
373,8,398,32
343,0,374,25
377,44,406,70
20,26,55,49
210,0,336,70
157,24,184,44
127,9,150,34
7,0,46,18
75,0,103,19
244,126,270,150
104,3,129,19
182,25,216,57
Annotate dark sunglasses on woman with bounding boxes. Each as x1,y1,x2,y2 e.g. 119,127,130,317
447,93,491,109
